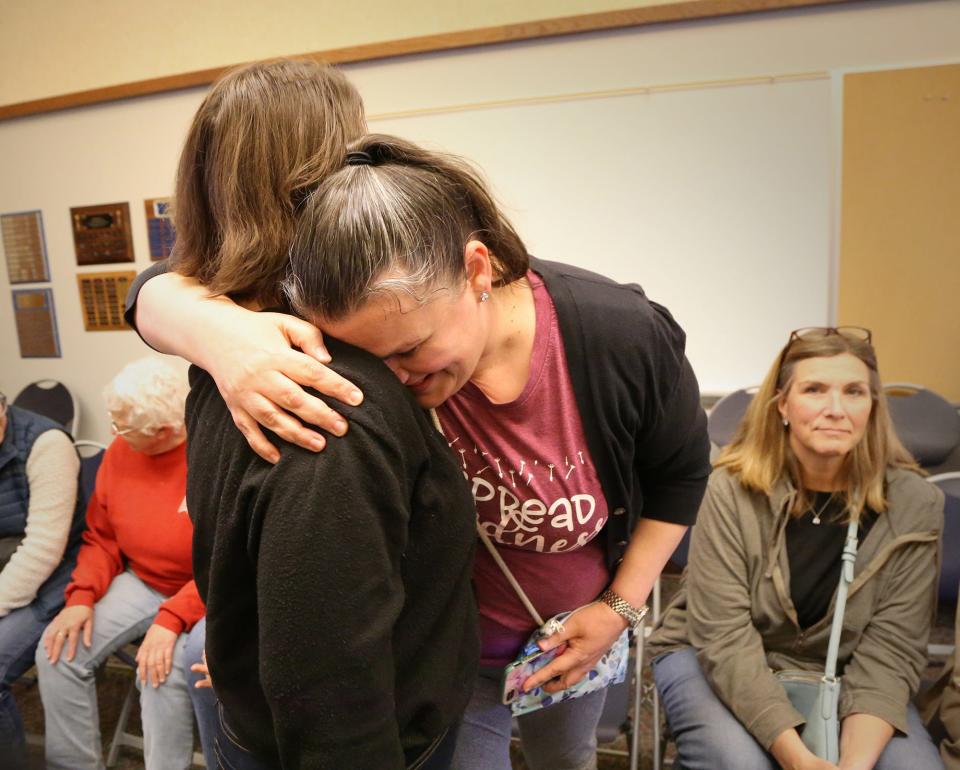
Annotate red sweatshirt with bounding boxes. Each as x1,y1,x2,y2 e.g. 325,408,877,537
65,436,204,634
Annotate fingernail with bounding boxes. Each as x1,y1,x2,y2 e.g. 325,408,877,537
310,437,326,451
333,421,348,436
349,390,363,406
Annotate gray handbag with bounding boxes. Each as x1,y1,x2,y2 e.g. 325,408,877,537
775,518,859,763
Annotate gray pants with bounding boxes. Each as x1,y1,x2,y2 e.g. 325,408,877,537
35,570,195,770
451,669,606,770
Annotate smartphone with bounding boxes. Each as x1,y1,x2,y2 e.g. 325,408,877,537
500,643,565,705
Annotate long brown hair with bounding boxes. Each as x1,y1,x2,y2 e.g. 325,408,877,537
282,134,529,320
170,59,366,305
716,332,919,518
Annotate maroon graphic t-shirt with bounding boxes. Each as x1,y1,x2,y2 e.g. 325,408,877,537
438,272,610,666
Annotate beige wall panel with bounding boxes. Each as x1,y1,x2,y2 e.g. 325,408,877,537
839,63,960,400
0,0,658,106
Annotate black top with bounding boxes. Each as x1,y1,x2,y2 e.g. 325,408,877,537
186,338,479,769
786,492,875,629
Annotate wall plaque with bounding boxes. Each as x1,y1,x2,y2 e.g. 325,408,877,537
76,270,136,331
71,202,135,265
144,197,175,261
2,210,50,283
12,288,60,357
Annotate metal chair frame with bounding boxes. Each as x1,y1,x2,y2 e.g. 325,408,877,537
929,472,960,660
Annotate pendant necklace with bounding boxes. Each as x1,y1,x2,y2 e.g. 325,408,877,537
809,493,834,525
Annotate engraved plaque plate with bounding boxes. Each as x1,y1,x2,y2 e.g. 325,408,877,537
144,197,175,261
12,288,61,357
2,210,50,283
76,271,136,331
71,202,135,265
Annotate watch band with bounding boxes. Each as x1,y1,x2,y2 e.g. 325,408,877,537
598,588,649,631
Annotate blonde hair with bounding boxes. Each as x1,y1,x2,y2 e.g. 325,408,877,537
103,357,188,433
716,332,919,518
170,58,367,305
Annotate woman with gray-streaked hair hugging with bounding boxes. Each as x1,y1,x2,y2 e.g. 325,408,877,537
35,356,204,770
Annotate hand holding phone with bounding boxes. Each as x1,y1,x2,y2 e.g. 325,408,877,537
501,642,567,705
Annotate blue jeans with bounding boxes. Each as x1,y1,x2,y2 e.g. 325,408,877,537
35,569,195,770
214,702,459,770
652,647,945,770
451,669,606,770
0,601,51,770
185,617,217,770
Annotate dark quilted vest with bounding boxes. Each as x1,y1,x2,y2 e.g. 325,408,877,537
0,406,86,619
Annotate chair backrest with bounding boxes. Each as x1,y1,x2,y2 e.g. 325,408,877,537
74,441,107,510
13,380,79,435
929,472,960,604
885,384,960,468
707,387,758,450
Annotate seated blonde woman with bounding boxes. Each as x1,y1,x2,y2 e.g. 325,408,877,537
649,327,944,770
35,357,203,770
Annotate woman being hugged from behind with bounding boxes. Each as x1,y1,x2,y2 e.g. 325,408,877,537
648,327,945,770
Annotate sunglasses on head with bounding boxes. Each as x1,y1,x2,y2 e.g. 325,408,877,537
787,326,872,346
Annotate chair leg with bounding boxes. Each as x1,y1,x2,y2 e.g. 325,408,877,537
630,622,644,770
653,684,662,770
106,676,137,768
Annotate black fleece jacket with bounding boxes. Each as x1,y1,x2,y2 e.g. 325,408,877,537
186,339,479,769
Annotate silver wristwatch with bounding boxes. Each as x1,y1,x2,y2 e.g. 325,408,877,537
598,588,649,631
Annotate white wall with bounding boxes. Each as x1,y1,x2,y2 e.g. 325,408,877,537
1,0,958,444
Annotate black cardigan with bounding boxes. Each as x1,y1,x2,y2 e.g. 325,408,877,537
529,258,711,569
186,340,478,769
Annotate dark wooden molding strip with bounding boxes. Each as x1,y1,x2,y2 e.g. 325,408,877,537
0,0,851,121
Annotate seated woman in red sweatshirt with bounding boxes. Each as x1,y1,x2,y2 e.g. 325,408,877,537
35,356,204,770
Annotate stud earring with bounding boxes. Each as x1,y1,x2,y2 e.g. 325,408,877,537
479,291,490,303
782,418,789,427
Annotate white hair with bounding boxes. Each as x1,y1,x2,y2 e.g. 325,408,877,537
103,356,188,433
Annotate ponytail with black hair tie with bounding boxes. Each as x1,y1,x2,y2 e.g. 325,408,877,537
345,150,374,166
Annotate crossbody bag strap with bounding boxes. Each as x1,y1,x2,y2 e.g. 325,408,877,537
476,526,545,628
429,409,545,628
824,519,859,681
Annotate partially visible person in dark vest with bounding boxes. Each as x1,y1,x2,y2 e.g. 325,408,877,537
0,391,84,770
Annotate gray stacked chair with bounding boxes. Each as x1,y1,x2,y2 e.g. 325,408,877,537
706,387,757,451
884,383,960,470
14,380,79,436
